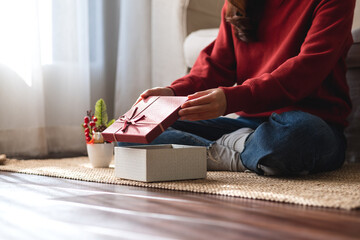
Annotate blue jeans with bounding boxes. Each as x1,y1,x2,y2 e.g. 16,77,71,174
118,111,346,175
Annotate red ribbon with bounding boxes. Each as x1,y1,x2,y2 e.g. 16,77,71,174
112,97,165,142
118,107,145,133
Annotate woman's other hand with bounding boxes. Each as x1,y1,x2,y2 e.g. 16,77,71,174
179,88,227,121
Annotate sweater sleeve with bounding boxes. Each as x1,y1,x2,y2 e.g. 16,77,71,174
169,2,237,96
220,0,355,115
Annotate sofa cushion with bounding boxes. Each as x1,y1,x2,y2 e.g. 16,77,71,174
183,28,218,68
347,28,360,68
186,0,222,34
345,28,360,162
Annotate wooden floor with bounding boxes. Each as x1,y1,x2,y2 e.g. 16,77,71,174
0,172,359,240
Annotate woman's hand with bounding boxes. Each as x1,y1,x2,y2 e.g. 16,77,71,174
140,87,175,98
134,87,175,106
179,88,227,121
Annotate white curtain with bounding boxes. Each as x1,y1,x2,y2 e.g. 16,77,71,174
115,0,152,117
0,0,152,158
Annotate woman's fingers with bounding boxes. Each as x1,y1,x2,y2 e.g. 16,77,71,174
182,90,213,108
187,90,212,99
140,87,174,99
140,89,158,98
179,104,218,121
179,104,212,116
180,88,227,121
133,87,174,107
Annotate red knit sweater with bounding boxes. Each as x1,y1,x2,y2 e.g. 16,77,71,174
170,0,355,127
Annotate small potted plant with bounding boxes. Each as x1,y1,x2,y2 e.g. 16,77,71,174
83,98,115,168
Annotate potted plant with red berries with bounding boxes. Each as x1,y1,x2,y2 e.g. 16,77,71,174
83,98,115,168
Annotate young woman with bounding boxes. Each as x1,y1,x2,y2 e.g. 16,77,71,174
124,0,356,175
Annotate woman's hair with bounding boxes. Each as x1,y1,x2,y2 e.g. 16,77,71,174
226,0,265,42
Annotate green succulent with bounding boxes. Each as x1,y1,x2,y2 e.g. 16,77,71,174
94,98,115,132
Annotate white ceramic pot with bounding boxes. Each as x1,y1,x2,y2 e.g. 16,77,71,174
86,142,114,168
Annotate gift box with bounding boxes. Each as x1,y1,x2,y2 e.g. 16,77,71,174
102,96,187,144
114,144,207,182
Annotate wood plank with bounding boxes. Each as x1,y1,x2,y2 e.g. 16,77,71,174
0,172,359,240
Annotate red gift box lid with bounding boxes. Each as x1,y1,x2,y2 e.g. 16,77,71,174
102,96,187,144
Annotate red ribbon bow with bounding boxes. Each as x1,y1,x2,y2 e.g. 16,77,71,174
118,107,145,133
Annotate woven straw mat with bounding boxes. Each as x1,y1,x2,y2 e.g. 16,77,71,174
0,157,359,210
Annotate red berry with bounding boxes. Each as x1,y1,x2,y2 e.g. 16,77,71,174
83,123,88,128
84,128,90,133
93,127,98,132
85,132,90,137
86,136,91,142
89,121,95,127
92,116,98,122
84,116,90,124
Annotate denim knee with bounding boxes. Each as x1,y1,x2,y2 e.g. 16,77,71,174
241,111,346,175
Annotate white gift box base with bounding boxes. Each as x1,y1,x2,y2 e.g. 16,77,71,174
115,144,207,182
